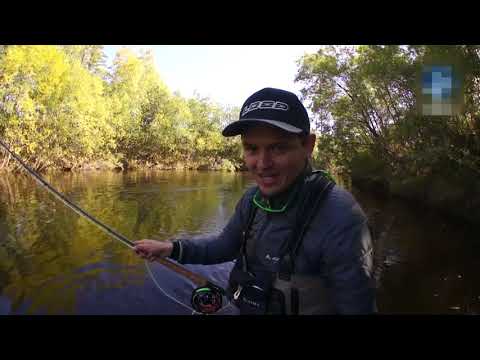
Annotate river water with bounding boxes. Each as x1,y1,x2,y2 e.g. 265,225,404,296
0,170,478,315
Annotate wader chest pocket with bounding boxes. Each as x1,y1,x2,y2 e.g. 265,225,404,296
229,266,286,315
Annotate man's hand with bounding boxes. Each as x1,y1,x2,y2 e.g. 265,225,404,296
133,239,173,262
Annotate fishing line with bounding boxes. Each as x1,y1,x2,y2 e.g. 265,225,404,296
144,259,200,315
144,260,235,315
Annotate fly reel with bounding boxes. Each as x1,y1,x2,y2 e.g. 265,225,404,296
191,283,224,314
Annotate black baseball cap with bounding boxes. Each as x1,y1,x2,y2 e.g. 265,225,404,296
222,87,310,137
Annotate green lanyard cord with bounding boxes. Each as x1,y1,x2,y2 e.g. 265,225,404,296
252,190,289,213
251,169,334,213
252,184,300,213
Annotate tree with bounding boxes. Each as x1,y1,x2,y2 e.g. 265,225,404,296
60,45,107,76
0,45,112,171
296,45,480,180
0,45,250,172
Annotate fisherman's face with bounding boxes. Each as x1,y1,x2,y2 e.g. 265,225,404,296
241,125,316,197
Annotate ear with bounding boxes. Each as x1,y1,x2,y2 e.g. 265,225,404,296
304,133,316,156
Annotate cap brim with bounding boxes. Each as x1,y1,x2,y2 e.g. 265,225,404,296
222,119,303,137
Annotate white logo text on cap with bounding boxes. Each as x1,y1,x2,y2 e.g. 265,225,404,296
241,100,289,116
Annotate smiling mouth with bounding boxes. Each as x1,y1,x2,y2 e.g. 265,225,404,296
257,174,278,186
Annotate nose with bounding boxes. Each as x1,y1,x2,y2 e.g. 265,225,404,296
257,149,273,170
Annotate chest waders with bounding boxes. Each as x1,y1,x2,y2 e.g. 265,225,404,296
228,171,335,315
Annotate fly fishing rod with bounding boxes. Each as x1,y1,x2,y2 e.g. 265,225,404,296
0,138,225,314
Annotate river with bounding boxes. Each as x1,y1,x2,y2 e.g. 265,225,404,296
0,170,478,314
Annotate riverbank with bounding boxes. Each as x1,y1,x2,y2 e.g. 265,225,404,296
351,171,480,225
0,157,245,174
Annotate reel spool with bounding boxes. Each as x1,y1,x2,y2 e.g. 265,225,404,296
191,283,224,314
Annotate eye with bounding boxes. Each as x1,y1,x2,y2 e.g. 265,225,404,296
243,144,257,154
271,143,289,154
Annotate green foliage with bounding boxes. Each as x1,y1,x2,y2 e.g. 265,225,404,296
0,46,243,172
0,46,112,171
296,45,480,183
2,44,478,181
61,45,107,76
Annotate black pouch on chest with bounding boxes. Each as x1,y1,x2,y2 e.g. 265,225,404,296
229,257,274,314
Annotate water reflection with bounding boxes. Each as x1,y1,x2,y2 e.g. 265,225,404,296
350,186,480,314
0,170,249,314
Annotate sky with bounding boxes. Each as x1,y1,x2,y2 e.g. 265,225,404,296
103,45,322,108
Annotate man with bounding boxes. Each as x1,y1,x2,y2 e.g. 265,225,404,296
134,87,377,314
